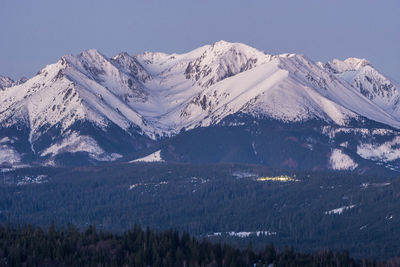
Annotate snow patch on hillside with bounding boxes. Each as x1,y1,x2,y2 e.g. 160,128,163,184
227,231,277,238
41,132,122,161
330,149,358,170
360,182,390,189
131,150,164,163
17,175,48,186
208,231,277,238
325,205,356,215
0,145,21,165
357,137,400,162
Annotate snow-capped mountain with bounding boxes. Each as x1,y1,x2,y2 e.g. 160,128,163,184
318,58,400,120
0,49,159,166
177,53,400,130
0,41,399,172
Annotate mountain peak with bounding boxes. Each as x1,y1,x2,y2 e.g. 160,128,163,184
323,57,371,73
0,75,28,89
80,48,104,58
343,57,370,68
111,52,152,83
212,40,231,47
210,40,265,54
318,56,400,119
182,41,271,88
113,51,131,60
0,75,14,89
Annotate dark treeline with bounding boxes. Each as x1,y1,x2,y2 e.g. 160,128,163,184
0,223,395,267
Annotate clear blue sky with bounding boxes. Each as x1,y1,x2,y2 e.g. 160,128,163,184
1,0,399,82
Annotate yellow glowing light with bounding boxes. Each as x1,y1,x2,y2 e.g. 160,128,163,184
256,175,299,182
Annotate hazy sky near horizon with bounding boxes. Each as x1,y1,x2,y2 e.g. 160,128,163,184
0,0,399,81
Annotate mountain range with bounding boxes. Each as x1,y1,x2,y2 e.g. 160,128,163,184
0,41,399,173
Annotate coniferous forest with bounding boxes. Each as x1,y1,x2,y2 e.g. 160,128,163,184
1,162,400,265
0,223,392,267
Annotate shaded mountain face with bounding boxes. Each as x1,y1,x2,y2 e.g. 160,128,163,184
0,41,399,172
161,114,400,174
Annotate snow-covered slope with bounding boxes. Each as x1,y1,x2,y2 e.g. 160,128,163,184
1,41,399,168
182,40,272,88
329,149,358,171
173,53,400,131
130,41,273,132
131,150,163,163
319,58,400,120
0,50,155,163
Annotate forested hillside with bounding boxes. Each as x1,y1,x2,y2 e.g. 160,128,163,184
0,223,390,266
1,163,399,260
